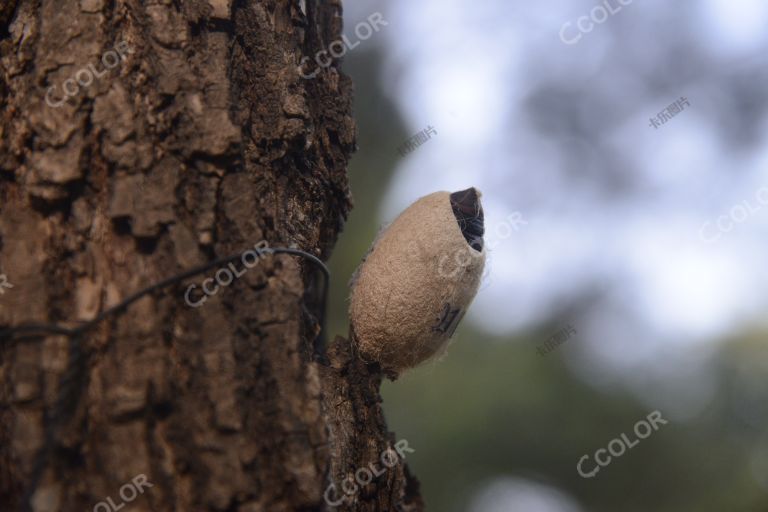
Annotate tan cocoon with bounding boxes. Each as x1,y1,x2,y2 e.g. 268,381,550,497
349,189,485,374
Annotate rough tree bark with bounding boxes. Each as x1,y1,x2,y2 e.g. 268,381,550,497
0,1,423,511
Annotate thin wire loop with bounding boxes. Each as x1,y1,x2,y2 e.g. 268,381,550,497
0,247,329,512
1,247,329,346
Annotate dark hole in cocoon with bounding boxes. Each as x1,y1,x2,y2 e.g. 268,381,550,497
450,187,484,252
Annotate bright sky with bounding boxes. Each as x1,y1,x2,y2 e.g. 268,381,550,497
345,0,768,345
342,0,768,502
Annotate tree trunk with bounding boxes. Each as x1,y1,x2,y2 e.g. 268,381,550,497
0,1,424,511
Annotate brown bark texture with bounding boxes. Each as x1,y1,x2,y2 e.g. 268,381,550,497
0,1,424,511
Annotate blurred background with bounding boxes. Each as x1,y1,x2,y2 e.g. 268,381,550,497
326,0,768,510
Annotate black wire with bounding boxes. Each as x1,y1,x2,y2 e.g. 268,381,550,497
1,247,329,346
1,246,329,512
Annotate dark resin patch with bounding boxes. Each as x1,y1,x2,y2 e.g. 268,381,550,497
450,188,484,251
